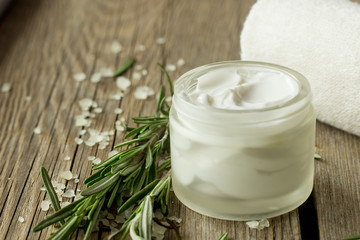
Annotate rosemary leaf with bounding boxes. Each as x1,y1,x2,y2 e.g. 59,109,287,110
113,58,135,77
157,62,174,96
218,232,229,240
81,171,121,196
118,179,160,214
40,167,64,225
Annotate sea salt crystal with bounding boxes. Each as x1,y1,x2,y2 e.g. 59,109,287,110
34,126,41,134
94,107,103,114
132,72,142,81
100,67,113,77
60,202,71,208
73,72,86,82
246,219,270,230
18,216,25,223
177,58,185,67
110,92,123,100
141,69,148,76
106,226,121,240
72,173,79,179
25,96,31,101
136,44,146,51
135,65,143,71
116,125,125,132
110,41,122,54
93,158,101,165
88,156,96,161
74,178,80,183
115,213,126,223
79,98,94,110
116,76,131,91
79,129,87,135
62,189,75,198
166,96,172,102
74,193,82,201
106,213,115,220
134,86,155,100
75,115,89,127
40,200,51,211
152,221,167,240
75,137,83,145
1,83,11,93
64,156,71,161
156,37,166,45
108,150,119,158
90,72,102,83
114,108,123,114
166,64,176,72
40,187,46,191
59,170,73,180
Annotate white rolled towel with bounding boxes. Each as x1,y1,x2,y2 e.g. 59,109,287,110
241,0,360,136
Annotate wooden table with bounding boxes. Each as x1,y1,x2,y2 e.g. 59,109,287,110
0,1,359,239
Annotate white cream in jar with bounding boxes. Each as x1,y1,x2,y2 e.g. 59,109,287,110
170,61,315,220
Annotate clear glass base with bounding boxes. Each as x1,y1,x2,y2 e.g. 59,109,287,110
172,175,313,221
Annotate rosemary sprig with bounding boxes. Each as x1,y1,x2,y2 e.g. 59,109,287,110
218,232,228,240
33,63,174,240
343,235,360,240
113,58,135,77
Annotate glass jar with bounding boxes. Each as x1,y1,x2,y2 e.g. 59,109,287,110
169,61,315,220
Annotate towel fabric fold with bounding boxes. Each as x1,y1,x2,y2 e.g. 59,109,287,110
240,0,360,136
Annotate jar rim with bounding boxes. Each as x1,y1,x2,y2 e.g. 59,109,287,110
173,60,311,115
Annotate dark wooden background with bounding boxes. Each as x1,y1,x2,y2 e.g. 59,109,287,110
0,1,359,239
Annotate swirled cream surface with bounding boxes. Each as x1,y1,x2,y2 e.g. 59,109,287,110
190,68,299,110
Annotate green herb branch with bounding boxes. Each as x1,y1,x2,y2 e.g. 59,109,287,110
33,62,175,240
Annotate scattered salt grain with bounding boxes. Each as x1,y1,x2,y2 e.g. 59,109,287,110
177,58,185,67
246,219,270,230
73,72,86,82
132,72,142,81
166,64,176,72
79,98,94,110
120,117,126,122
74,178,80,183
166,96,172,103
110,41,122,54
75,115,90,127
99,67,113,77
115,213,126,224
141,69,148,76
115,124,125,132
88,156,96,161
59,170,73,180
34,126,41,134
60,202,71,208
156,37,166,45
100,218,110,227
110,92,123,100
75,137,83,145
114,108,123,114
136,44,146,51
94,107,103,113
108,150,119,158
74,193,82,201
135,65,143,71
25,96,31,101
106,226,121,240
64,156,71,161
72,173,79,179
116,76,131,91
93,158,101,165
18,216,25,223
40,200,51,211
40,187,46,191
79,129,87,135
1,83,11,93
134,86,155,100
62,189,75,198
106,213,115,220
152,221,167,240
90,72,102,83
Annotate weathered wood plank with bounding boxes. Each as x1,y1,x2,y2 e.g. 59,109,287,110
314,122,360,240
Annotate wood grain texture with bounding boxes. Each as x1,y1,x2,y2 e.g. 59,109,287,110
0,1,359,240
